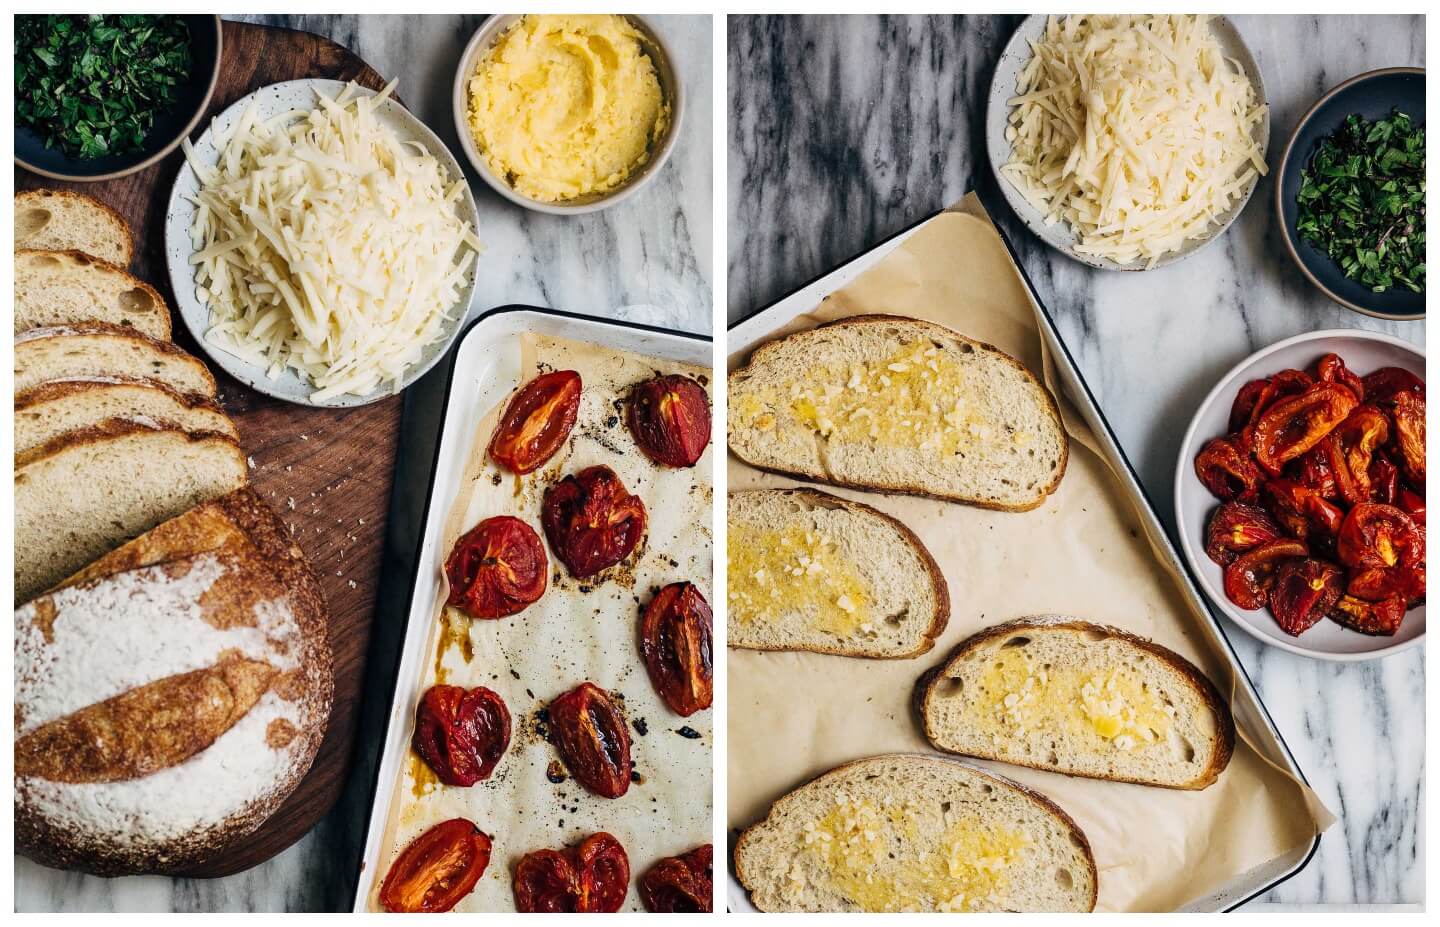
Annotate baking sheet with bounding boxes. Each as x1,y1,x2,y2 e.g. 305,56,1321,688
359,320,712,912
725,195,1332,912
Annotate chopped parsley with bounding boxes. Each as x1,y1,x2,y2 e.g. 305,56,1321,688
15,15,193,160
1296,110,1425,294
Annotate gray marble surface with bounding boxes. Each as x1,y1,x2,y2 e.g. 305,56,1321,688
14,13,712,913
728,13,1424,908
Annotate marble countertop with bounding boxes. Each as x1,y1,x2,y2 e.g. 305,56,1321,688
728,13,1424,908
14,13,712,913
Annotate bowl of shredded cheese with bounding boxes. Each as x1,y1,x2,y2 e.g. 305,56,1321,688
168,79,482,406
988,15,1269,271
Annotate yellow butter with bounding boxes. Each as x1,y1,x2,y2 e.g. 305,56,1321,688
727,525,870,636
467,14,669,202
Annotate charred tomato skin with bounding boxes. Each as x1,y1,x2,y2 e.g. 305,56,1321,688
548,682,632,799
1268,558,1343,636
379,819,492,913
489,370,582,474
1205,502,1283,566
1329,594,1406,636
412,685,512,787
1195,436,1262,501
444,516,548,619
640,844,713,913
640,582,714,716
627,374,712,468
542,466,648,578
1251,383,1359,475
513,832,630,913
1223,539,1308,610
1362,366,1424,405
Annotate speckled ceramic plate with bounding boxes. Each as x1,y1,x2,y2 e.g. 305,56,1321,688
1174,329,1425,661
165,78,479,408
986,15,1269,271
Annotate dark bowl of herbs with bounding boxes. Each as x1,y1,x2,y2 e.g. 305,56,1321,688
14,14,222,183
1276,67,1424,320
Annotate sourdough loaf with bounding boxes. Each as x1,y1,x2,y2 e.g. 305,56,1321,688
728,315,1068,511
735,753,1096,912
16,323,217,399
14,420,247,604
15,489,332,875
15,249,170,339
15,376,237,455
15,190,134,266
916,617,1235,790
727,488,948,658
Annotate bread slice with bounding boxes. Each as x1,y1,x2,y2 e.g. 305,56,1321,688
15,249,171,339
15,323,217,399
14,420,248,604
734,753,1096,912
15,190,134,266
15,376,237,455
916,617,1235,790
728,315,1068,511
728,488,947,658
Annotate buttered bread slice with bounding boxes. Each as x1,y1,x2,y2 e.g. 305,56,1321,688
728,315,1067,511
728,489,948,658
735,754,1096,912
916,617,1235,790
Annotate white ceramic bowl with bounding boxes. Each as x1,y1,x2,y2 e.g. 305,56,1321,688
1174,330,1426,661
986,14,1269,271
451,14,683,214
166,79,479,408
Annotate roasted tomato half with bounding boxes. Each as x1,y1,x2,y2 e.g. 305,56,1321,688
1336,503,1422,571
640,844,713,913
1368,453,1400,505
641,582,714,716
513,832,631,913
1233,369,1315,443
489,370,582,474
412,685,512,787
1195,436,1262,501
444,516,548,619
1331,405,1390,503
627,374,712,468
1389,390,1426,486
1263,479,1344,541
1347,565,1425,606
1362,366,1424,405
380,819,492,913
1268,558,1343,636
548,682,632,799
1205,502,1283,566
1251,383,1358,475
542,466,647,578
1329,594,1406,636
1223,539,1308,610
1397,487,1426,524
1314,352,1365,402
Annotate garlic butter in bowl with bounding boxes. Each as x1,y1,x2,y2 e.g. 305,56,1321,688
454,14,681,213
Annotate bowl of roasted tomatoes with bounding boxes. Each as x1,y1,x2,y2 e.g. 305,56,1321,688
1176,330,1425,660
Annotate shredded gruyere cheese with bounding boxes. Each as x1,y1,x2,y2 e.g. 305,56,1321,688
182,81,482,401
1001,15,1267,267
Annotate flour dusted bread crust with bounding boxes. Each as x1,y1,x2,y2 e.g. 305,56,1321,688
727,488,948,658
916,617,1235,790
16,323,217,399
15,376,237,455
15,249,170,339
15,190,134,266
15,489,332,875
734,753,1096,912
728,315,1068,511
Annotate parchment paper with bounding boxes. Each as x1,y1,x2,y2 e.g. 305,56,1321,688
727,195,1332,912
371,334,712,912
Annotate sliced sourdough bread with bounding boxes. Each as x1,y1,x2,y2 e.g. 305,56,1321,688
916,617,1235,790
15,249,171,339
15,190,134,266
14,420,248,604
15,323,217,399
728,315,1068,511
15,377,237,455
728,488,947,658
15,492,332,874
734,753,1096,912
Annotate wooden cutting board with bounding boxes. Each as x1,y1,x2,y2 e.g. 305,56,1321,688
16,22,404,878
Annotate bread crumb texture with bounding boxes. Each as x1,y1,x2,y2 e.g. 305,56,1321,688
728,524,872,636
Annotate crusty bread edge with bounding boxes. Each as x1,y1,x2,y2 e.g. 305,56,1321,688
15,248,170,339
727,314,1070,513
16,374,228,423
914,616,1236,791
14,417,242,471
15,322,217,395
728,487,949,659
15,190,135,266
733,751,1098,913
